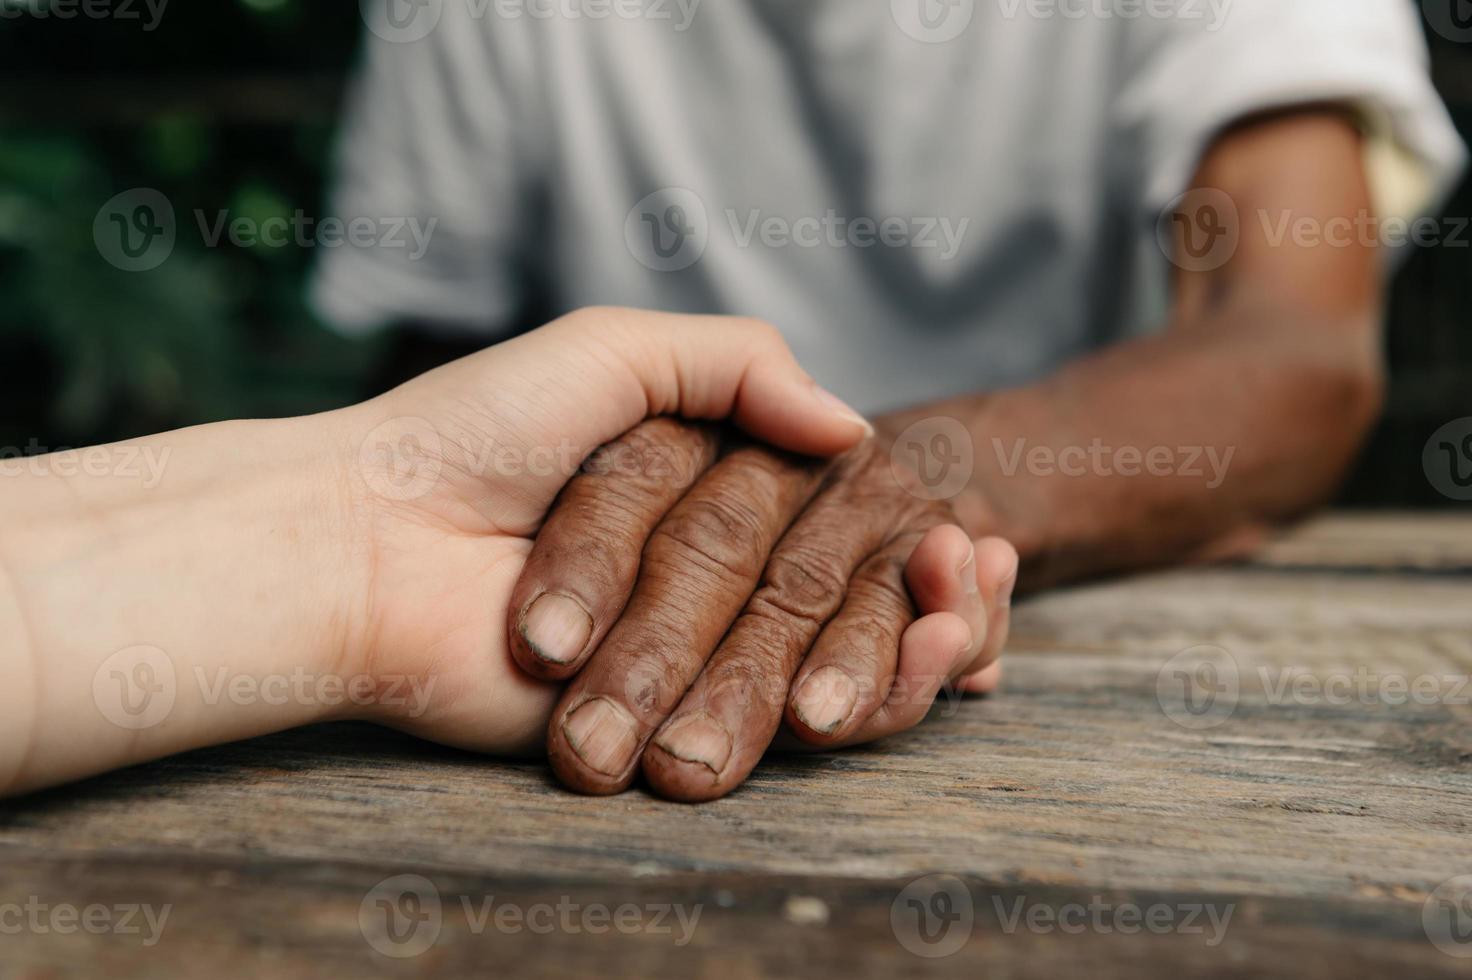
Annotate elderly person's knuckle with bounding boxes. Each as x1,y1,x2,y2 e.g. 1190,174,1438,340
648,495,768,583
569,530,642,591
855,552,914,610
830,613,900,667
756,548,848,626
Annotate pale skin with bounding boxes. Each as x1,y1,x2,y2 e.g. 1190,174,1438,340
0,308,1009,798
516,107,1386,800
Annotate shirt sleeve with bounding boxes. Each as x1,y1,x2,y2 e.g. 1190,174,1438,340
308,2,536,337
1113,0,1466,243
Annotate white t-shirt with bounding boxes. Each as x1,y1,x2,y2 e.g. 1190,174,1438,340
311,0,1465,412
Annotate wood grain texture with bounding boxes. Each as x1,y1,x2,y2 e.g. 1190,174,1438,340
2,512,1471,978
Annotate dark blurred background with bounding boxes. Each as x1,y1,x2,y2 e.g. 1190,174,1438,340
0,3,1468,505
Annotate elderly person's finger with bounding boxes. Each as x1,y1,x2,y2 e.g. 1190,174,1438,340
952,537,1017,694
776,526,947,744
508,419,720,678
639,470,945,801
827,535,1016,746
903,532,1016,683
544,446,824,794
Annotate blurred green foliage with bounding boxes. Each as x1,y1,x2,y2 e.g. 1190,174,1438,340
0,1,381,451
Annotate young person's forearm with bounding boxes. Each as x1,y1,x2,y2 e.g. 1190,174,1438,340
0,416,362,795
883,300,1383,588
0,308,875,799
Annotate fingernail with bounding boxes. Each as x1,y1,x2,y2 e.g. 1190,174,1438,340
811,383,874,436
653,713,733,776
792,666,859,735
959,544,979,596
562,698,639,776
520,592,593,665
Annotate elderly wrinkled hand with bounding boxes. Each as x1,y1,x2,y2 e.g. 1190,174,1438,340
508,416,1017,801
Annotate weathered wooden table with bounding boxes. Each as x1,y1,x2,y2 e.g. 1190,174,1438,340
4,512,1471,978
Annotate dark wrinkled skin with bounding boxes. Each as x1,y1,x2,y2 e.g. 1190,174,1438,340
508,418,967,801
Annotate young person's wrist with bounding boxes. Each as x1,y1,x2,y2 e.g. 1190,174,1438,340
0,412,368,795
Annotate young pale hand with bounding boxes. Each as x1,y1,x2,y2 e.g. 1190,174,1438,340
331,307,875,756
0,307,868,795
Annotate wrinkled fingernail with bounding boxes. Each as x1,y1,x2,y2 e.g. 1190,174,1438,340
563,698,638,776
792,666,859,735
959,544,979,597
811,383,874,436
653,713,733,776
520,592,593,665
